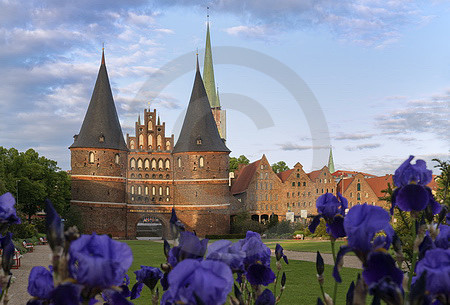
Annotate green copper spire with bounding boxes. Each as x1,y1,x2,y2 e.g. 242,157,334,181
203,22,220,108
328,147,336,174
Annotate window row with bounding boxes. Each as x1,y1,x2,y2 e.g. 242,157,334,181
130,173,170,179
130,185,170,196
254,193,279,201
130,158,170,170
129,135,171,151
177,156,205,168
349,192,368,200
256,182,273,190
291,181,307,187
131,196,170,202
257,204,278,211
287,202,313,208
88,152,120,165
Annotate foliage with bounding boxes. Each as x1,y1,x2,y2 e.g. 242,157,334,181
205,233,247,239
433,158,450,207
229,155,250,172
0,147,71,222
271,160,289,173
9,222,38,239
266,220,294,236
305,218,329,238
230,212,266,234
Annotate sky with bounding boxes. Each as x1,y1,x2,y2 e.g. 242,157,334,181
0,0,449,175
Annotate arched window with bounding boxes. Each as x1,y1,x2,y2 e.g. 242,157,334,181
145,186,149,195
152,186,156,195
166,140,171,150
357,193,361,200
199,157,204,168
178,157,181,168
130,140,135,149
148,120,153,130
157,135,162,147
138,186,142,195
131,186,135,194
165,159,170,169
159,186,163,196
357,183,361,191
144,159,150,170
166,187,170,196
137,159,143,170
158,159,163,170
151,159,157,170
89,152,95,163
114,154,120,164
130,158,136,169
139,134,144,147
148,134,153,149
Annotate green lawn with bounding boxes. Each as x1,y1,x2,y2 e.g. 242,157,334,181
263,239,348,254
123,240,362,305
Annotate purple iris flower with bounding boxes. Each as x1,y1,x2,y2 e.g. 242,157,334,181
28,266,54,299
245,263,276,286
45,199,64,252
1,232,15,273
334,204,394,282
0,192,21,227
119,274,131,298
309,193,347,239
130,265,163,299
169,208,185,236
231,231,271,267
275,244,288,264
413,248,450,298
393,155,432,187
51,283,83,305
69,233,133,289
102,288,134,305
168,231,208,268
161,259,233,305
362,251,403,298
391,156,441,215
205,240,245,271
255,289,276,305
435,225,449,249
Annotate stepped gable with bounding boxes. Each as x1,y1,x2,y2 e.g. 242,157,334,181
231,159,261,195
173,57,230,153
71,51,127,151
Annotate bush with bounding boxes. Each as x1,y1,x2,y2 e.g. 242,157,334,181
205,234,247,240
267,220,295,236
10,223,38,239
231,212,266,234
32,217,46,234
304,218,329,239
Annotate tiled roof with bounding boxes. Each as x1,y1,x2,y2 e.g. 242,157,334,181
173,59,229,153
230,159,261,195
70,51,127,151
277,169,294,182
338,178,354,193
332,170,376,178
307,169,322,180
365,175,394,198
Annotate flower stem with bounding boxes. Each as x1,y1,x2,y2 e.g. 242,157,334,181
406,220,418,303
274,270,280,296
330,239,338,304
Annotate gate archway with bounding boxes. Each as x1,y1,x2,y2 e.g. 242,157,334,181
136,216,163,240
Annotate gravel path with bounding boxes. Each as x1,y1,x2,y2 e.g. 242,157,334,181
8,244,52,305
273,250,362,269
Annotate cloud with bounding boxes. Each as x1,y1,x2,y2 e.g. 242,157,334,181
335,133,374,140
376,90,450,141
279,143,330,151
345,143,381,151
159,0,432,46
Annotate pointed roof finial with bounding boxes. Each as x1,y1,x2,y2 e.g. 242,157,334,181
328,146,336,174
207,6,209,23
101,42,105,65
196,51,199,71
138,114,141,125
157,115,161,125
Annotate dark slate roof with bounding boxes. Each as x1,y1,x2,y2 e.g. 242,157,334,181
70,52,128,151
173,61,230,153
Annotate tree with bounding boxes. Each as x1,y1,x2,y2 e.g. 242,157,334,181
271,161,289,173
433,158,450,208
229,155,250,172
0,147,71,222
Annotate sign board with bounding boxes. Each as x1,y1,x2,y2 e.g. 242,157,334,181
286,212,295,222
300,210,308,219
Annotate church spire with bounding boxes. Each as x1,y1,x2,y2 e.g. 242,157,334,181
328,147,336,174
70,50,127,151
203,20,219,108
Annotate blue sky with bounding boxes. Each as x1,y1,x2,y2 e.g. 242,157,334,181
0,0,449,175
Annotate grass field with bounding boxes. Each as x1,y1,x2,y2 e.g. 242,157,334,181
123,240,362,305
263,239,348,254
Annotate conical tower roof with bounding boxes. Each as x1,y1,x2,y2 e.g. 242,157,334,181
328,147,335,174
70,50,127,151
203,22,220,108
173,57,229,153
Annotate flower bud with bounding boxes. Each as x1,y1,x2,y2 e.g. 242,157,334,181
316,251,324,276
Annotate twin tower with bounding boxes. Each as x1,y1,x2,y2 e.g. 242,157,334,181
69,23,235,238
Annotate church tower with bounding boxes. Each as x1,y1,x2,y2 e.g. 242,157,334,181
70,50,128,236
203,20,226,141
172,56,232,235
328,147,336,174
